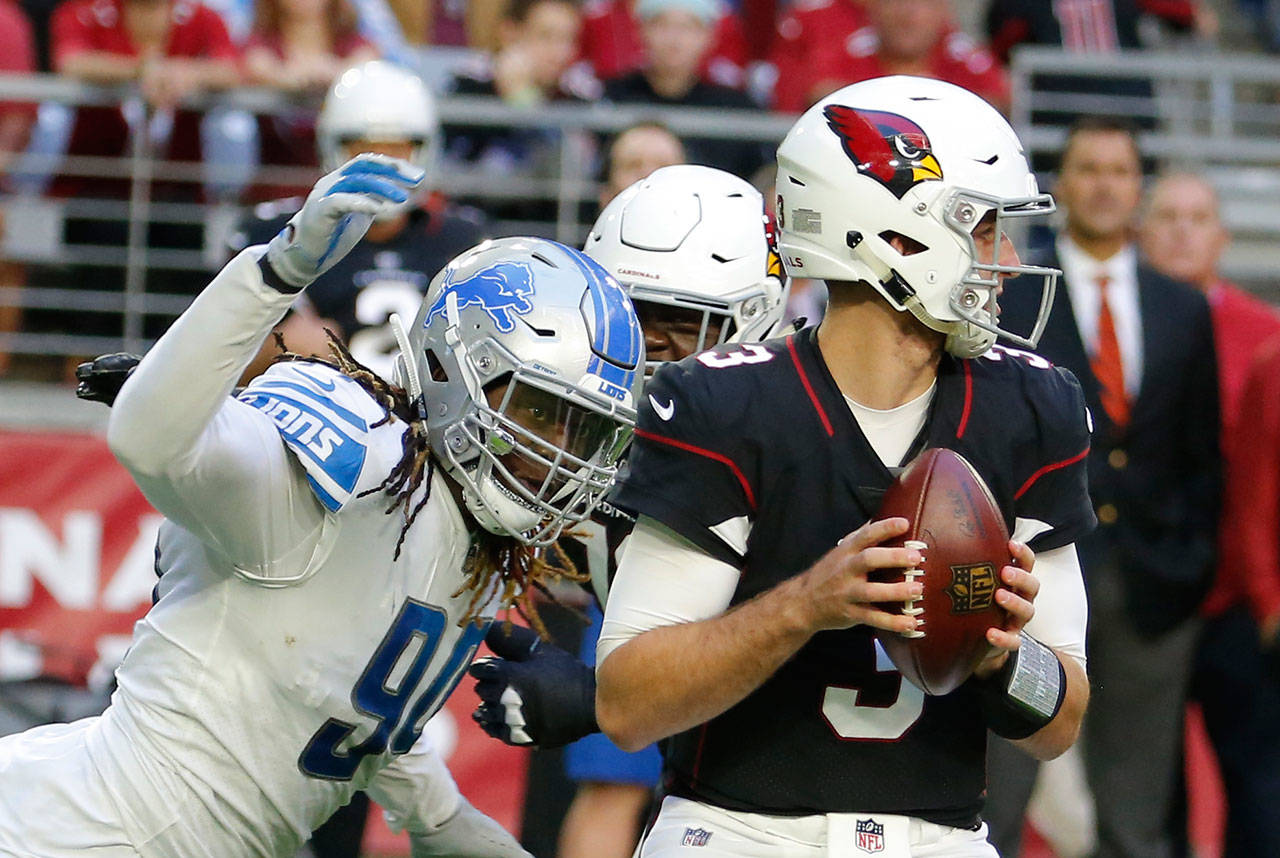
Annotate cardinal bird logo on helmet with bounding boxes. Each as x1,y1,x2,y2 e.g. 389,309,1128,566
824,105,943,200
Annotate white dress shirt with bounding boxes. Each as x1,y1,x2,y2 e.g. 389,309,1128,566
1056,234,1144,397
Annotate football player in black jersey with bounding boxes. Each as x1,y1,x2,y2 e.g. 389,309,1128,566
594,76,1094,857
469,163,789,858
229,60,487,383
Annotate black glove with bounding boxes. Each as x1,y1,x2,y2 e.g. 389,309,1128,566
469,624,599,749
75,353,141,406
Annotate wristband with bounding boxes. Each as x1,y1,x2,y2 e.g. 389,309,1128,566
978,632,1066,740
258,250,303,295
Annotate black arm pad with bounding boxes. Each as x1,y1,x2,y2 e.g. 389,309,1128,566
976,632,1067,740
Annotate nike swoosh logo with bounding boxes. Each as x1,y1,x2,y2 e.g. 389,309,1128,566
303,374,338,392
649,394,675,421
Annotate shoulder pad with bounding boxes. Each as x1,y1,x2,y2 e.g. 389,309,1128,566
973,345,1090,448
237,362,396,513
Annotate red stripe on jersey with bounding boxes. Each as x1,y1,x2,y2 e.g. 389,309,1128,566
634,428,757,510
691,723,709,784
956,359,974,439
787,335,834,437
1014,447,1090,500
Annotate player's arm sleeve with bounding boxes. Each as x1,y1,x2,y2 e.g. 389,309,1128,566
609,362,757,566
1019,541,1088,669
597,515,740,666
108,248,326,570
1012,365,1095,553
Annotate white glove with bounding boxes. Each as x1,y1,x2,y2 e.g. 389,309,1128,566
408,799,533,858
263,153,425,291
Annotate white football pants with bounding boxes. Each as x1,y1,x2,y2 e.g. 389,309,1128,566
638,796,999,858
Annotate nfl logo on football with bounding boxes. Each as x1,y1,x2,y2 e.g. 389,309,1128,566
855,818,885,854
681,827,713,847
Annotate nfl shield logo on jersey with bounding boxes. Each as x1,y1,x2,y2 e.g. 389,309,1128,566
855,818,885,853
681,827,713,847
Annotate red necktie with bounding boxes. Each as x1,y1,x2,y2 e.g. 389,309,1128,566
1090,275,1130,429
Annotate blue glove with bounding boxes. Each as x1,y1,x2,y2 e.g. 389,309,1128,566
263,154,424,291
469,624,599,749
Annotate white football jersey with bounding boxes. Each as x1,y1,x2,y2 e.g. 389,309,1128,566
0,250,497,857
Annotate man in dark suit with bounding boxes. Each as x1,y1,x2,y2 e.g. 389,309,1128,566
988,117,1221,858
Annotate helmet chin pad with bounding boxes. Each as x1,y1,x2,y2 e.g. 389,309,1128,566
464,477,545,538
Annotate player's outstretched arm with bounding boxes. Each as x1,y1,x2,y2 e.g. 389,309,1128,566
596,516,922,753
469,623,599,749
106,156,422,558
110,154,422,474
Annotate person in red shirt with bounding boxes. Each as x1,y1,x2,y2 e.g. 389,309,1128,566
50,0,240,198
579,0,746,89
0,0,36,173
243,0,374,91
770,0,1007,114
53,0,239,109
243,0,376,199
1139,171,1280,858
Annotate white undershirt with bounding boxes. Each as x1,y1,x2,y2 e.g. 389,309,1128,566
844,381,936,468
1057,234,1144,396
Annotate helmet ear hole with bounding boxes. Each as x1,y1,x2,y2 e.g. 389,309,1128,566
879,231,929,257
425,349,449,383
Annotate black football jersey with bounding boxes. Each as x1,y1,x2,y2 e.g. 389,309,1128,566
611,327,1094,826
230,197,487,377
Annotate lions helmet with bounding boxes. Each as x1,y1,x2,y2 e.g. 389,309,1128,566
584,164,788,374
775,75,1060,357
395,237,644,546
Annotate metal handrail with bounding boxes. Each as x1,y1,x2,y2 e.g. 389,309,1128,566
0,73,792,363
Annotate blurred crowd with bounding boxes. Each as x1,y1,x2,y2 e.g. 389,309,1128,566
1,2,1279,858
0,0,1243,203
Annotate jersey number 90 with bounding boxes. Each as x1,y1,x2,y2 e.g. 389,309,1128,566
299,599,487,780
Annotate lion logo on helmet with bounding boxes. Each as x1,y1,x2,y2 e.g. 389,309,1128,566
824,105,944,200
425,261,536,333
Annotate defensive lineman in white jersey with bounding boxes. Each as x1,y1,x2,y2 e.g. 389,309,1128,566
0,155,645,857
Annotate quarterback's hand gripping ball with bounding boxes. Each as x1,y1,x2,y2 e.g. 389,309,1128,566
872,448,1015,695
469,624,599,749
264,154,425,291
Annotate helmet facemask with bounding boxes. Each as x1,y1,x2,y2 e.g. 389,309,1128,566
936,191,1060,358
446,370,633,546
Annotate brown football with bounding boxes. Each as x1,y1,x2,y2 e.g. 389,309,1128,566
871,447,1011,696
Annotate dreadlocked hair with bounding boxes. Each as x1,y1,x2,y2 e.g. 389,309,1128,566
455,528,588,638
267,332,587,634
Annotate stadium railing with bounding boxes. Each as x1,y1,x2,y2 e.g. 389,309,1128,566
0,72,792,368
1008,46,1280,299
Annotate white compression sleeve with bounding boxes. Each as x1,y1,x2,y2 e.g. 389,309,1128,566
1021,543,1088,669
597,516,741,668
108,247,326,570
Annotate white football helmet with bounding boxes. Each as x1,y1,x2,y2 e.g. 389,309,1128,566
775,75,1059,357
317,61,439,218
393,237,644,547
583,164,788,374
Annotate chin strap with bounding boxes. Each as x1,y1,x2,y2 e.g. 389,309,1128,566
389,313,425,418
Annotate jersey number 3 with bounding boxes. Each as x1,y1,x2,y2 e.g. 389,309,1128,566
299,599,487,780
821,640,925,740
